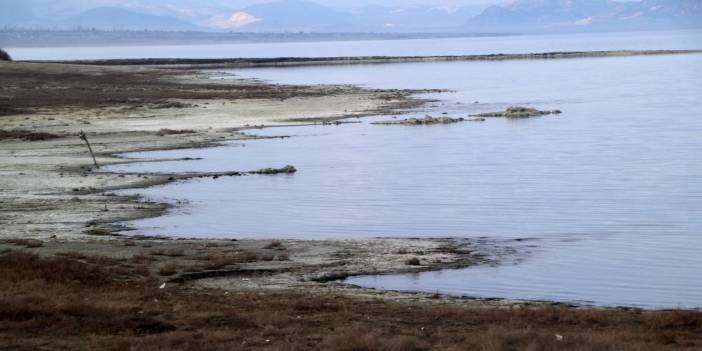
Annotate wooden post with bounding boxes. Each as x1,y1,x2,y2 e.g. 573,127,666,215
79,131,99,169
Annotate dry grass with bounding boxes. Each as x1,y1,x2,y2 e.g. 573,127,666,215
323,329,427,351
203,255,239,270
56,251,88,260
84,228,114,236
405,257,421,266
193,251,256,270
158,263,180,276
264,240,285,250
143,245,259,273
150,248,186,257
0,250,700,351
131,254,157,264
259,252,276,262
165,248,186,257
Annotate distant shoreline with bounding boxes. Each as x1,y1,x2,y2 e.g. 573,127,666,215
0,30,511,49
33,49,702,68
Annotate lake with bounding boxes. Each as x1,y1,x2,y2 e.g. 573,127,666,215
67,30,702,309
8,30,702,60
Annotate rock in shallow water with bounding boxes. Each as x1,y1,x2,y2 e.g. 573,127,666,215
250,165,297,175
372,116,484,125
473,106,562,119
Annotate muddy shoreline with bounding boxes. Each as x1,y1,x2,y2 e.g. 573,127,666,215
0,59,500,300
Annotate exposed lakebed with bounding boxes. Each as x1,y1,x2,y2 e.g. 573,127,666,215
107,49,702,308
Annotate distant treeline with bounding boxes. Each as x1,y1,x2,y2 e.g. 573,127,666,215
0,30,506,48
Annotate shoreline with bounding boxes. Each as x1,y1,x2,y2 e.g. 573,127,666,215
0,60,425,239
0,31,512,49
2,57,701,349
0,59,497,297
32,49,702,69
5,245,698,350
0,58,696,309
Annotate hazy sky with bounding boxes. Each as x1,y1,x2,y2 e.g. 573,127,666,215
0,0,508,24
0,0,650,29
15,0,504,13
62,0,503,7
5,0,645,19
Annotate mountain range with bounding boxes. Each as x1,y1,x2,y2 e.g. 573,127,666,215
466,0,702,33
66,7,202,31
1,0,700,33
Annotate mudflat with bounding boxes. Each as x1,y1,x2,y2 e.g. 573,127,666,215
0,61,418,240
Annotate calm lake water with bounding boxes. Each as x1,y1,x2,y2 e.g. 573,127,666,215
8,30,702,60
98,31,702,309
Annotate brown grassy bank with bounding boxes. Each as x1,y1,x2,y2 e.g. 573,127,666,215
0,248,700,351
